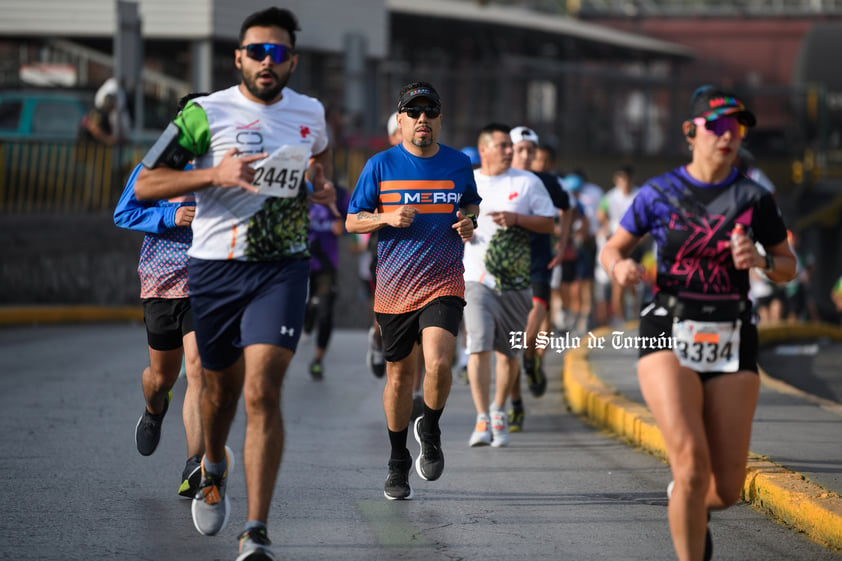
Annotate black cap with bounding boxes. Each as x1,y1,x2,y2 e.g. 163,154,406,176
689,86,756,127
398,85,441,110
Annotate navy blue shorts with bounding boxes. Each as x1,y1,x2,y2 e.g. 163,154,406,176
575,244,597,280
188,257,309,371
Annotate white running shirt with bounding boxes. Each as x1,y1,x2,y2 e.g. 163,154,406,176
176,85,329,261
464,167,556,289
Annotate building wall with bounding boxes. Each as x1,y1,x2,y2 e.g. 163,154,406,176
591,17,821,87
0,0,211,38
213,0,388,56
0,0,388,56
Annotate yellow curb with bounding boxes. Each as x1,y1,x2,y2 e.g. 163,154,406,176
0,306,143,325
756,321,842,345
745,455,842,548
563,322,842,551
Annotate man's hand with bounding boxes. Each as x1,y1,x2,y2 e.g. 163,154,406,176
389,205,418,228
212,147,266,193
174,205,195,227
452,210,475,242
488,211,517,227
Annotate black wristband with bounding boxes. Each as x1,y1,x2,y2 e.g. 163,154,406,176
764,252,774,272
465,213,478,229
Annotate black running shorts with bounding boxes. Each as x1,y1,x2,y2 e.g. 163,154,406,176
142,297,194,351
376,296,465,363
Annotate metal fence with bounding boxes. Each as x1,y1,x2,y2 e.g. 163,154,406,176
0,141,376,214
0,141,147,213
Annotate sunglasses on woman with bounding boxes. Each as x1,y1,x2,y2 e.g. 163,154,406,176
693,116,746,138
239,43,294,63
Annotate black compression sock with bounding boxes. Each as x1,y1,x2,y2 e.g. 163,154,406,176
420,404,443,435
388,428,409,461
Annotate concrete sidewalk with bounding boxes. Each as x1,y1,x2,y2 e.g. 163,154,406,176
563,320,842,551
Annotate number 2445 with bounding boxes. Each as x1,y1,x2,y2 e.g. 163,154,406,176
254,167,300,190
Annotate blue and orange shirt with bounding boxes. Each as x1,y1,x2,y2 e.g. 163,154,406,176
348,143,481,314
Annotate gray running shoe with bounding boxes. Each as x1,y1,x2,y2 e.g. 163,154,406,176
192,446,234,536
235,527,276,561
413,416,444,481
384,455,413,500
135,390,171,456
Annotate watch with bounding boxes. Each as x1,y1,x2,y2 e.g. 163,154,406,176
764,252,774,272
465,213,478,229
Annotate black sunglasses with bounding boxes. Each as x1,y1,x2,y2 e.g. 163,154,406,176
239,43,293,63
400,106,441,119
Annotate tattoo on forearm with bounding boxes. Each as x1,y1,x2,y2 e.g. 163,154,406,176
357,212,381,222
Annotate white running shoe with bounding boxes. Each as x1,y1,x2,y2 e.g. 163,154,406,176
469,415,492,447
490,408,509,447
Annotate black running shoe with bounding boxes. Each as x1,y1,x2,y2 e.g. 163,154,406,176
413,416,444,481
178,454,202,498
508,404,525,433
384,455,413,500
135,391,171,456
309,359,323,381
524,354,547,398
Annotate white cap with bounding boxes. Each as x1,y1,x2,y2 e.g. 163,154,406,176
387,111,399,137
510,126,539,146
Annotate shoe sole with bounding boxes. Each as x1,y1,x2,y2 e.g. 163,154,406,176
235,551,276,561
383,488,414,500
468,435,491,447
413,417,443,482
191,446,234,535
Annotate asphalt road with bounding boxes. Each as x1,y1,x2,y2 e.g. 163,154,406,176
0,324,838,561
758,339,842,403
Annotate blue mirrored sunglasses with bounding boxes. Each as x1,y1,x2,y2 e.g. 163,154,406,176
240,43,293,63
